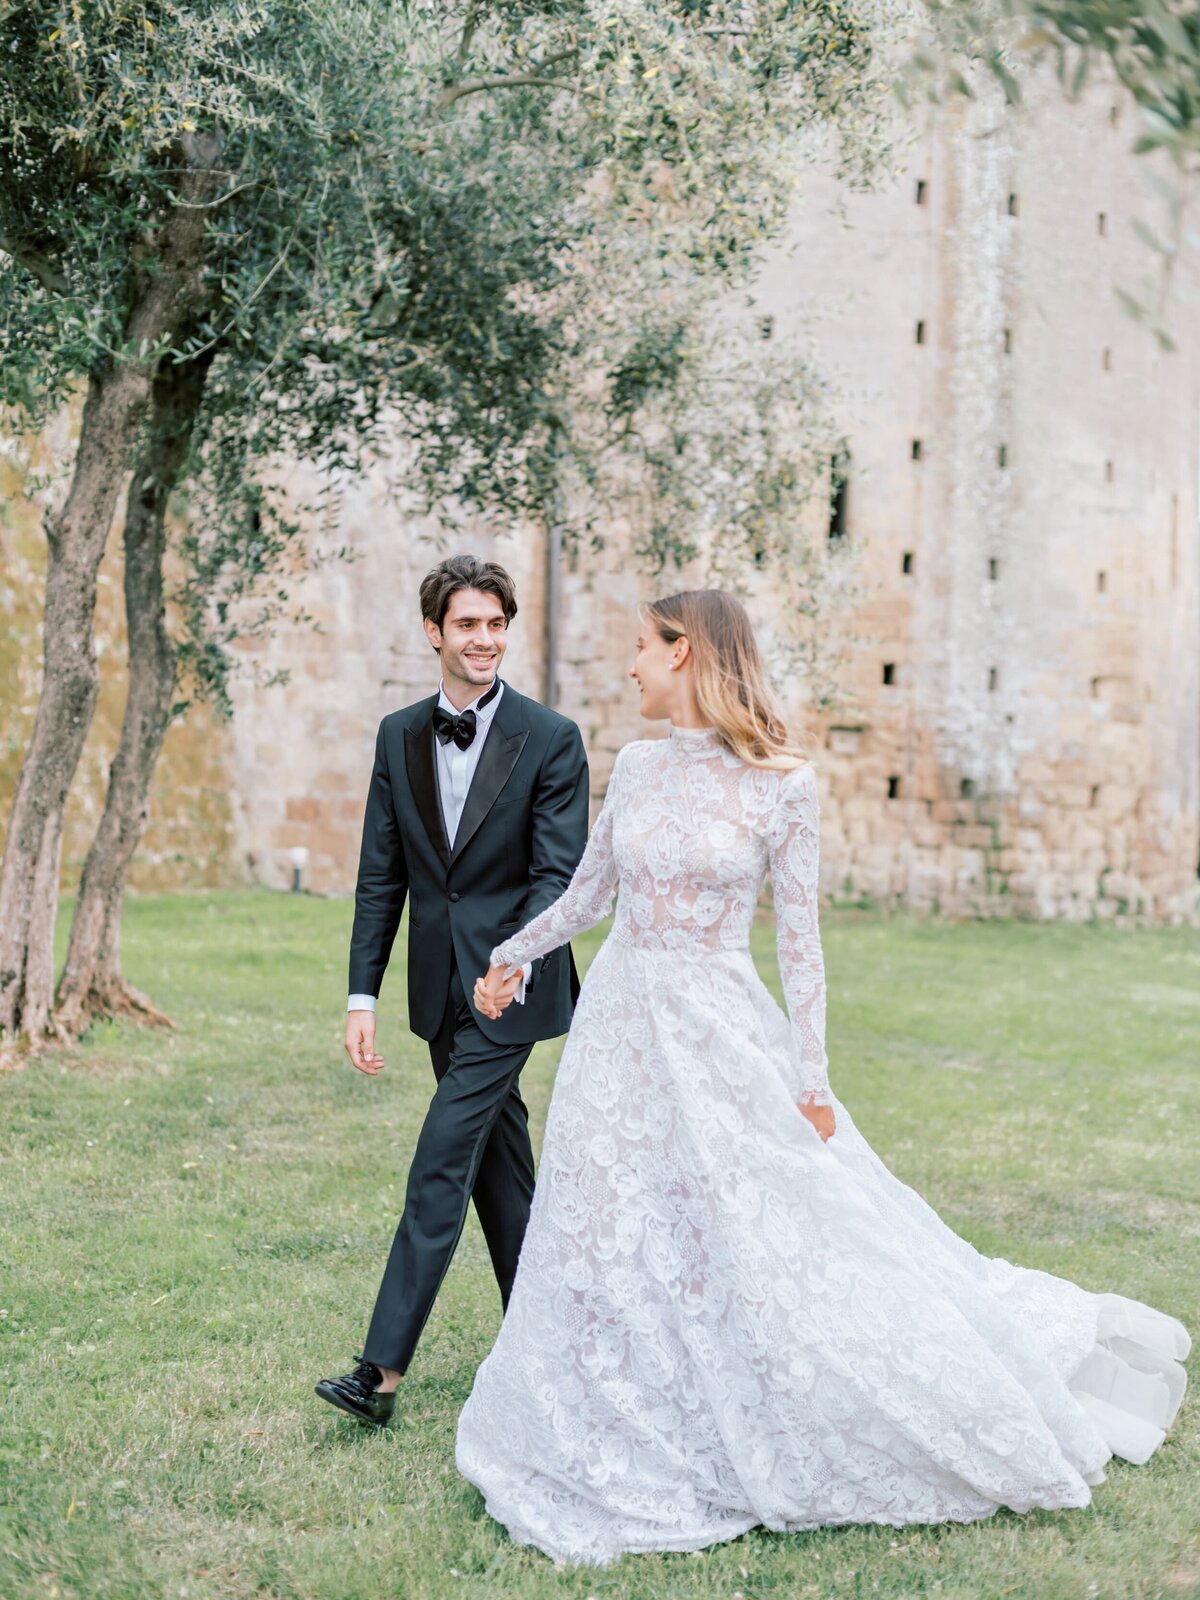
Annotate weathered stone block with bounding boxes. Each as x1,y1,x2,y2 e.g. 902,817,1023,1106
957,825,999,850
1058,785,1093,809
285,796,322,824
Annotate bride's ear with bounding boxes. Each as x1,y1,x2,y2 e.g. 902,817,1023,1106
671,636,692,670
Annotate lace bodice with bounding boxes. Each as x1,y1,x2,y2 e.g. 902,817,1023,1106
492,726,830,1105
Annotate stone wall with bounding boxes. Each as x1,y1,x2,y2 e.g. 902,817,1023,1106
762,84,1200,921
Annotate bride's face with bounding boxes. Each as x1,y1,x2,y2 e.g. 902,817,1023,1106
630,626,677,720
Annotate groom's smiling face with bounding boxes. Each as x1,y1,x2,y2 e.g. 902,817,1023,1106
425,586,509,693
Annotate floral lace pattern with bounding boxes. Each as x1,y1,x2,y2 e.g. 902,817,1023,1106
456,727,1190,1568
493,727,830,1105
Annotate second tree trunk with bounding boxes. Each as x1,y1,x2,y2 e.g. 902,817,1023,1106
56,348,215,1036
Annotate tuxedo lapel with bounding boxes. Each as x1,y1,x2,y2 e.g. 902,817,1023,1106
404,700,451,868
450,685,530,867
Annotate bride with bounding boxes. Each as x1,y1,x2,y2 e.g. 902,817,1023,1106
458,588,1189,1568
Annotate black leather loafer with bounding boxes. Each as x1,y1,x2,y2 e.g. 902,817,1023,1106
315,1357,396,1426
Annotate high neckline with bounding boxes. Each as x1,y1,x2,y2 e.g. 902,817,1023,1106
668,724,721,755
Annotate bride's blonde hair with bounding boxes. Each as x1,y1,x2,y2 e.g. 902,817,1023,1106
644,589,811,772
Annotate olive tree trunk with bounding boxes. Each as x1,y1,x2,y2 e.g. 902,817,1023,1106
0,139,218,1050
55,346,215,1036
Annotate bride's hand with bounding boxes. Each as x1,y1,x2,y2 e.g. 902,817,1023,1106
474,964,520,1020
799,1098,836,1142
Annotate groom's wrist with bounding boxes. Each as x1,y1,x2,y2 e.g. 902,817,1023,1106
348,994,377,1013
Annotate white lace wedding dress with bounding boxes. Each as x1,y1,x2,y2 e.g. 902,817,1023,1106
455,727,1190,1567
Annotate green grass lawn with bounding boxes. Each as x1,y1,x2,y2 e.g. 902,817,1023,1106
1,892,1198,1600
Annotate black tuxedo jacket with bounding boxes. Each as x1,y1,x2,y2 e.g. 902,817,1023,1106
348,683,589,1045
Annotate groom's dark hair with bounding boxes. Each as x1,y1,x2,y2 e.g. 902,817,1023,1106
420,553,519,631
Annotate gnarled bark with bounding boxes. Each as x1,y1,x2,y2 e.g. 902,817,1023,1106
55,346,215,1036
0,139,220,1050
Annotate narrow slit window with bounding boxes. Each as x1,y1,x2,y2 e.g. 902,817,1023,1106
960,777,976,799
1091,676,1102,698
1003,327,1013,354
887,775,901,800
828,451,849,542
988,557,1000,580
1105,459,1114,484
997,444,1008,469
1090,784,1101,808
915,178,927,205
1098,211,1107,236
988,667,999,692
882,662,896,686
911,438,923,461
902,551,914,575
1097,570,1107,594
1007,192,1019,217
915,319,926,345
760,315,775,341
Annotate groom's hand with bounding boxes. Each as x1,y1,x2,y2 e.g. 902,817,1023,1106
346,1010,384,1076
474,965,522,1020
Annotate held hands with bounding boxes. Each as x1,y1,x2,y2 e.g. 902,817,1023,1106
474,964,524,1021
347,963,522,1074
798,1097,836,1142
346,1010,384,1076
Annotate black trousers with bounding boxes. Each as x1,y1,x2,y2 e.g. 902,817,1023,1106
361,965,537,1375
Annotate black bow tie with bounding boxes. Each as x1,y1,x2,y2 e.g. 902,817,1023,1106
433,680,500,751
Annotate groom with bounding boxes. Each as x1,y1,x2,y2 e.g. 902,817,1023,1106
316,554,589,1425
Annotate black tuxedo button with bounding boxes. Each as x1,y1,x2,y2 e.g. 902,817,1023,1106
449,892,461,903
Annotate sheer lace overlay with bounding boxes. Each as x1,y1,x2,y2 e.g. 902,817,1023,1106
457,727,1190,1567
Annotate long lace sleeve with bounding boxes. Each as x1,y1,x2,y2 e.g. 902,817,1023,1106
768,763,831,1107
491,745,629,973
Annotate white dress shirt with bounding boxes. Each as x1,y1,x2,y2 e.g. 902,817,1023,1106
348,679,528,1012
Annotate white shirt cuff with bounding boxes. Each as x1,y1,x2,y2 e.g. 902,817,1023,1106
511,963,532,1006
